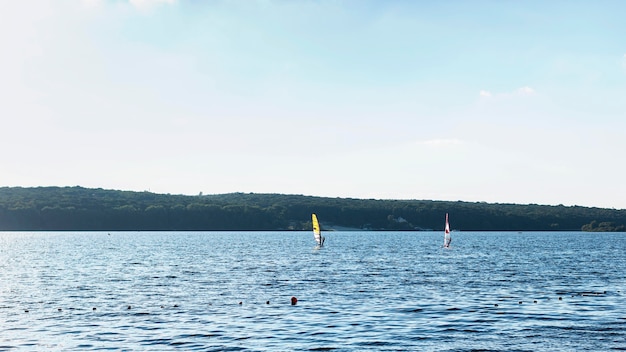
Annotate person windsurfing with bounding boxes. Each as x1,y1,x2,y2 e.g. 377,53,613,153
444,213,451,248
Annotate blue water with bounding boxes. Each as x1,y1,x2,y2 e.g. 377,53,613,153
0,231,624,351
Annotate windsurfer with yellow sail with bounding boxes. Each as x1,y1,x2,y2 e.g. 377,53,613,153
312,213,325,246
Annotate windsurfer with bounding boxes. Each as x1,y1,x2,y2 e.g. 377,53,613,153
444,213,451,248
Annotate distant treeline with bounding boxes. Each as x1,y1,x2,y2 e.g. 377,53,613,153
0,186,625,232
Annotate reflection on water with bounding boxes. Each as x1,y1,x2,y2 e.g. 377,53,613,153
0,231,625,351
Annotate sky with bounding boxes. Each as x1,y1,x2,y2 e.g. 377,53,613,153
1,0,625,209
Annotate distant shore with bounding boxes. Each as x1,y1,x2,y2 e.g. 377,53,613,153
0,186,625,232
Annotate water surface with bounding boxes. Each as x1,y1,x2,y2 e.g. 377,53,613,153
1,231,624,351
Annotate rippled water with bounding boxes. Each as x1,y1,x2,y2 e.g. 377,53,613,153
1,231,625,351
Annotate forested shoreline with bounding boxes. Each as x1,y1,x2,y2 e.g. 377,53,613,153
0,186,624,232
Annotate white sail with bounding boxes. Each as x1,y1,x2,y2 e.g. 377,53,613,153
444,213,451,248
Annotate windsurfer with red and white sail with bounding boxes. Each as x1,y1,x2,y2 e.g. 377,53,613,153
444,213,452,248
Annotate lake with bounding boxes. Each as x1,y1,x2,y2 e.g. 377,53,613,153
0,231,625,351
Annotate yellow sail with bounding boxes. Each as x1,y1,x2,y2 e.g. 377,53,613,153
312,213,322,245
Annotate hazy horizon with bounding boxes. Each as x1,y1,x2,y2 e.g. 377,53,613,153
2,1,625,209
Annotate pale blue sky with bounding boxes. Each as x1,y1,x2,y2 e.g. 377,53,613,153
2,0,625,209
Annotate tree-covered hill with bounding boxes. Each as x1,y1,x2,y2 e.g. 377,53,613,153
0,186,624,231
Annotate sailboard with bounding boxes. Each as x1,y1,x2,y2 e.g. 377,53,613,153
443,213,452,248
312,213,325,246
